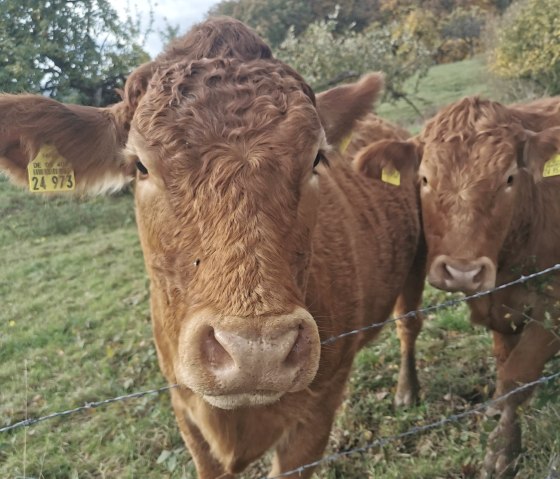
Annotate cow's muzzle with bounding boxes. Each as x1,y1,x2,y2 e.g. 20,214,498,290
428,255,496,293
176,307,321,408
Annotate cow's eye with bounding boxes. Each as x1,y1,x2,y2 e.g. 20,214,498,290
506,175,514,186
136,160,148,176
313,151,327,170
421,176,428,186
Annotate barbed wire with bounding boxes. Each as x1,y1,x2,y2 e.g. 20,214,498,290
265,370,560,479
321,262,560,345
0,384,178,433
3,370,559,476
0,264,560,472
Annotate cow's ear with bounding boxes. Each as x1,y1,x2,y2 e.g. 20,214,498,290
353,139,421,183
520,126,560,182
0,61,156,195
0,95,133,194
316,73,384,149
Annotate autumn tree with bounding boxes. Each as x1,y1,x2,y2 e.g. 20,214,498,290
209,0,314,46
277,15,432,115
440,6,487,56
490,0,560,95
0,0,149,106
209,0,382,47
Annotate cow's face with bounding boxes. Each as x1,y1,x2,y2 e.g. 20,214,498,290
126,58,325,409
419,132,520,293
418,99,560,294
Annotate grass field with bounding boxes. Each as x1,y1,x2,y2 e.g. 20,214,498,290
377,56,495,133
1,58,559,479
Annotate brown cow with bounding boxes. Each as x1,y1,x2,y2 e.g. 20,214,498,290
0,18,425,478
367,96,560,478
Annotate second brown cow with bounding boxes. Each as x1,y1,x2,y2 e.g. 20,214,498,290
369,96,560,478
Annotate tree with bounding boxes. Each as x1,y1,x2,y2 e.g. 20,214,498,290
0,0,150,106
209,0,314,47
209,0,383,47
308,0,382,33
490,0,560,95
440,7,486,56
277,15,433,113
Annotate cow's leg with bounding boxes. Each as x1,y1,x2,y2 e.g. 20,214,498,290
170,389,232,479
270,378,347,478
491,331,520,398
394,252,425,407
481,322,560,479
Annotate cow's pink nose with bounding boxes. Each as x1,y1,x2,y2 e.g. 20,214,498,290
176,307,321,409
205,324,307,376
428,255,496,293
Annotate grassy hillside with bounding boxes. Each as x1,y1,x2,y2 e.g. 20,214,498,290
1,57,559,479
377,56,495,133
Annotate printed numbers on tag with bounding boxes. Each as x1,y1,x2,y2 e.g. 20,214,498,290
27,144,76,193
30,174,74,191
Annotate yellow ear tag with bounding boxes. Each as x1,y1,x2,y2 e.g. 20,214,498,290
543,154,560,178
339,132,353,154
381,167,400,186
27,144,75,192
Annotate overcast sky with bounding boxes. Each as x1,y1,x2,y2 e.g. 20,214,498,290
110,0,222,57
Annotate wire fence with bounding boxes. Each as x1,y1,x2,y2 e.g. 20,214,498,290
2,263,560,476
321,263,560,345
0,384,178,434
265,370,560,478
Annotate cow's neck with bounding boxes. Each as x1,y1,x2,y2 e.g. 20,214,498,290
498,174,546,275
184,388,317,472
470,174,560,332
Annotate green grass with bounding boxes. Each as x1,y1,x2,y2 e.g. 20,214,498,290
377,56,495,133
0,182,190,478
1,56,559,479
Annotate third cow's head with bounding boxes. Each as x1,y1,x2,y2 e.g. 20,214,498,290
417,97,560,293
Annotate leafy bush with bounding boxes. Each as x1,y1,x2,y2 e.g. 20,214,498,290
440,7,487,57
277,13,433,102
490,0,560,95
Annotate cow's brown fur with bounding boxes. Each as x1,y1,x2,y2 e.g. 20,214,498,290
418,96,560,478
342,113,410,159
0,18,425,478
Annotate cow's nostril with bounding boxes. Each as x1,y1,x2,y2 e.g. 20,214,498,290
205,328,234,370
473,264,485,284
284,324,309,367
442,262,454,280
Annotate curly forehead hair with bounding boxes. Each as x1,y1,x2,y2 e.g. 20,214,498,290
136,57,318,154
421,96,523,144
120,17,299,126
157,16,273,64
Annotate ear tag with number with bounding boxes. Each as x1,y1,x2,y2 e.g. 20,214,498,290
381,167,400,186
543,154,560,178
27,144,75,192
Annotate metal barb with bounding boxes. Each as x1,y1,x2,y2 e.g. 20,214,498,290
0,384,178,433
321,263,560,345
